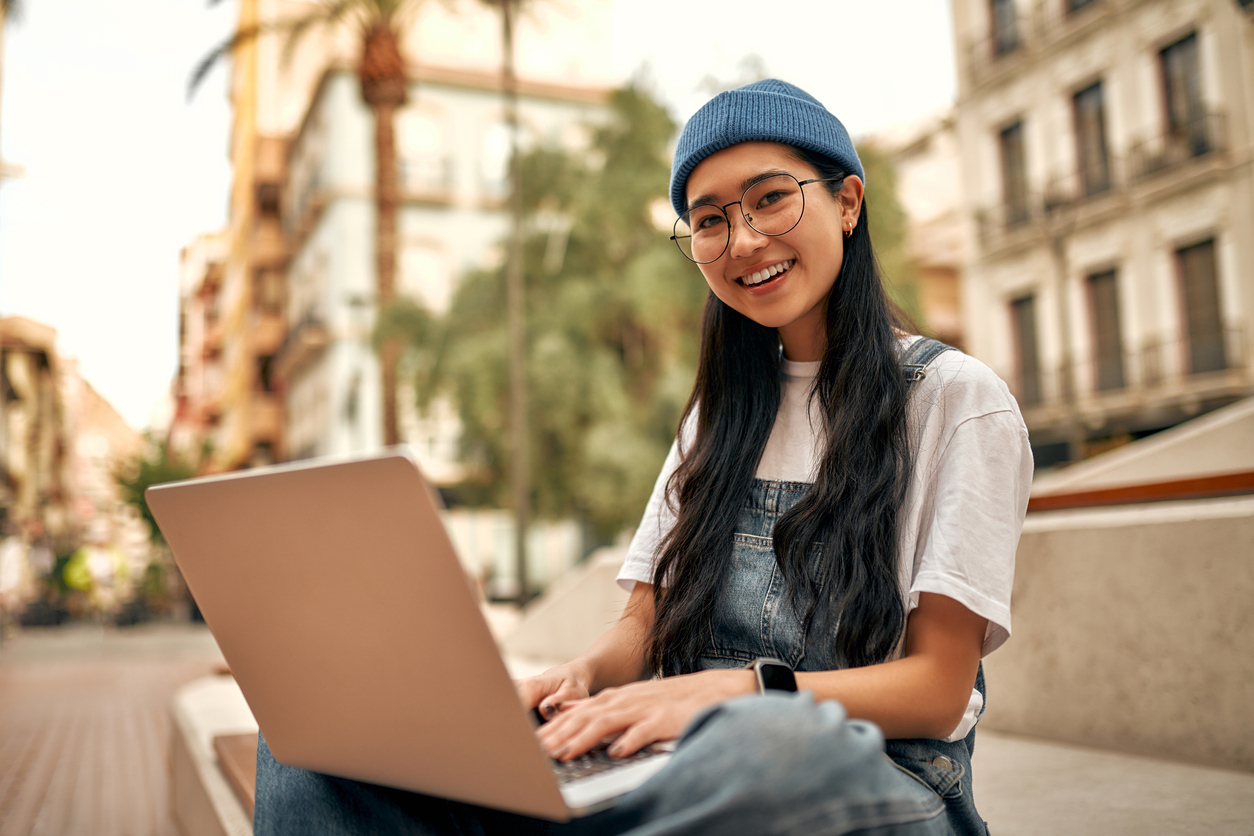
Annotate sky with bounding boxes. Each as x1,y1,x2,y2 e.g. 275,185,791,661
0,0,957,431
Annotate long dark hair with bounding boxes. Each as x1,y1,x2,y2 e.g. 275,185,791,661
647,146,915,676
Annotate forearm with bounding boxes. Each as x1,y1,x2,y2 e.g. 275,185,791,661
569,583,655,694
798,593,985,740
796,655,970,740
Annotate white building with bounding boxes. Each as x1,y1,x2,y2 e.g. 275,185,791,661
951,0,1254,466
276,66,609,478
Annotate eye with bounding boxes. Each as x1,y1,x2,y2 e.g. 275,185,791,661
754,189,789,209
691,210,727,232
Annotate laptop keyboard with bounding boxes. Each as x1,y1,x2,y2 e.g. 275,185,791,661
550,742,669,785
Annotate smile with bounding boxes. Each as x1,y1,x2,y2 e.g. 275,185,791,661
738,259,794,287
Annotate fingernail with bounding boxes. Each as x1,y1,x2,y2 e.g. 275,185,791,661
608,744,623,757
540,702,554,718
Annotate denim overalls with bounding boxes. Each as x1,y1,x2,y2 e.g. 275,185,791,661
691,339,989,836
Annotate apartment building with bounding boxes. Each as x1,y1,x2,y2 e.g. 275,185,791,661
952,0,1254,466
176,0,614,477
277,65,609,478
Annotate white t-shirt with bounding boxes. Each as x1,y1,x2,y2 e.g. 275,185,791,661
617,336,1034,742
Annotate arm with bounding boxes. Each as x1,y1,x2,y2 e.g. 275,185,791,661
795,592,986,739
515,582,656,716
535,590,985,759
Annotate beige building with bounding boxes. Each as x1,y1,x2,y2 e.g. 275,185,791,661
0,317,146,577
882,111,972,349
951,0,1254,467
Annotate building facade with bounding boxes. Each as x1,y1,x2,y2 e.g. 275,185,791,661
276,66,608,480
952,0,1254,466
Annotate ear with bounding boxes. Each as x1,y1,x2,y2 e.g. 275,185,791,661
837,175,865,232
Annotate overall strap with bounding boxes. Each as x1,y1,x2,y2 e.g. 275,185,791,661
901,336,955,385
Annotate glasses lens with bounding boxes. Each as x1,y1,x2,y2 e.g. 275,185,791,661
674,204,729,263
742,175,805,237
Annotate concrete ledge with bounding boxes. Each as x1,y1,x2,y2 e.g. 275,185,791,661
170,676,259,836
167,664,1254,833
984,495,1254,771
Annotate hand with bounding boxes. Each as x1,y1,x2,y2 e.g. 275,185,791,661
536,668,757,761
514,661,594,720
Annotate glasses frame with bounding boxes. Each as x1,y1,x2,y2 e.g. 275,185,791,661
670,173,847,264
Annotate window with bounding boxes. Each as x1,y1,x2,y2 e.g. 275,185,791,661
1011,295,1042,405
1086,270,1125,391
398,107,451,194
1160,33,1208,157
1073,82,1112,197
1067,0,1096,12
991,0,1019,56
999,121,1029,226
1176,240,1226,374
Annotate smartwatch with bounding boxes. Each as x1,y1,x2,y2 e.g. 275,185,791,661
744,657,798,693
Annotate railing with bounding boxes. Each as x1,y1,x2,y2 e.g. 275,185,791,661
977,159,1130,245
400,155,454,198
1005,326,1248,410
1127,112,1228,182
273,313,331,382
966,0,1117,86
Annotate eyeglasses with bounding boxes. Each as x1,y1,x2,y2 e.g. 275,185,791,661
670,173,846,264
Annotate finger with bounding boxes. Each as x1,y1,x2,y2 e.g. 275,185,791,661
539,683,591,719
606,720,665,759
552,711,634,761
516,674,567,710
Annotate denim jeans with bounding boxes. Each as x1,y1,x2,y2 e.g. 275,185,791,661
254,479,988,835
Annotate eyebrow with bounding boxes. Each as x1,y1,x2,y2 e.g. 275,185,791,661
685,168,797,211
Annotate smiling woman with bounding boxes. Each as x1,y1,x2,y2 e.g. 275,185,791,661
254,79,1032,836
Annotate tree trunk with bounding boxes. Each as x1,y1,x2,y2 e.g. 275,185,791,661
500,0,531,606
360,24,408,447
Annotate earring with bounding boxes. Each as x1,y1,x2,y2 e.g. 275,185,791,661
844,225,853,239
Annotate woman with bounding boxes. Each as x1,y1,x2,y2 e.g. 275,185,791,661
256,78,1032,836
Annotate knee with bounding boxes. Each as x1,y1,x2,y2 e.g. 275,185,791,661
688,691,884,760
670,692,888,793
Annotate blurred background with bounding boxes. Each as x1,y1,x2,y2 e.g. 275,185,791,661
0,1,1252,834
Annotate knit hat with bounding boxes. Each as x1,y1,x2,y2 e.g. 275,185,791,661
669,79,864,216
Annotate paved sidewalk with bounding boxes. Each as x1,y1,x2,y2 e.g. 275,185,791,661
972,730,1254,835
0,622,226,836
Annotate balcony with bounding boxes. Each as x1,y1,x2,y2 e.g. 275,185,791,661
1007,326,1249,432
252,310,285,357
965,0,1116,89
1128,112,1228,183
203,319,224,359
400,155,454,205
977,163,1126,251
250,392,283,447
273,314,330,383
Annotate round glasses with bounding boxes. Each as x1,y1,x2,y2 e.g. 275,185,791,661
670,173,846,264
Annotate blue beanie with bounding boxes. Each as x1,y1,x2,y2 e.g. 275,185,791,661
669,79,864,216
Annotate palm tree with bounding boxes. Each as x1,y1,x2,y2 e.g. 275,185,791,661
475,0,533,604
192,0,422,447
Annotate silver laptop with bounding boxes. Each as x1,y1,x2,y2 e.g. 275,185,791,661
146,449,671,821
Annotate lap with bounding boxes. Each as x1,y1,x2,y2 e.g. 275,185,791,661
255,693,954,836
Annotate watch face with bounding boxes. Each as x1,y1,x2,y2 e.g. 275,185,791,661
759,662,798,692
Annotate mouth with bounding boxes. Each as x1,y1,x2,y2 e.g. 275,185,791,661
737,259,794,288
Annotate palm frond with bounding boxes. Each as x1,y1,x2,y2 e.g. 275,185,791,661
280,0,361,67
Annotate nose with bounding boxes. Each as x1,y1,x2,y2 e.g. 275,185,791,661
726,210,769,259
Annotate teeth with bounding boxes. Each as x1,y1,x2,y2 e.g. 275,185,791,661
742,260,793,286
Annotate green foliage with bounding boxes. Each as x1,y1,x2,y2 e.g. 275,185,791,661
115,435,196,545
403,86,705,540
858,142,925,328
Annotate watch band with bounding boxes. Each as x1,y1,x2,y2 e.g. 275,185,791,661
744,657,798,693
